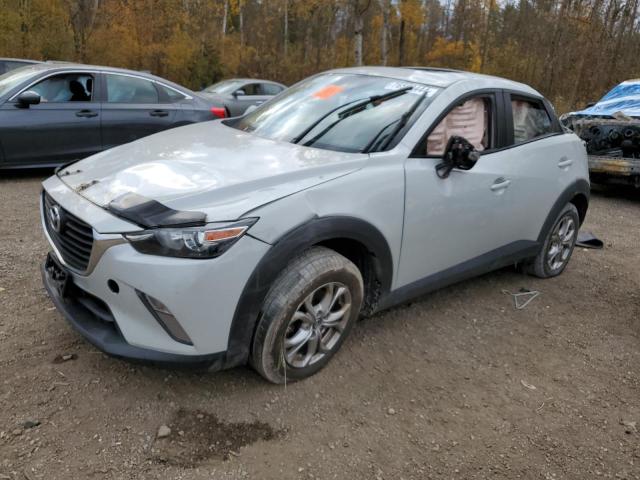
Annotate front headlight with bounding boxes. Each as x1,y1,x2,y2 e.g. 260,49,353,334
124,218,258,259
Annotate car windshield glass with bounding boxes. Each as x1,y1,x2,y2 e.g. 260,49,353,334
0,66,40,98
232,73,441,153
204,80,244,94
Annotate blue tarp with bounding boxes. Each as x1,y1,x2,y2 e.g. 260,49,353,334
572,80,640,117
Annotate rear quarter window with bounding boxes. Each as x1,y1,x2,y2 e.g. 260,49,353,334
157,83,187,102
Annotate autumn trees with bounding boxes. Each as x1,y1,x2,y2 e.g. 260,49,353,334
0,0,639,112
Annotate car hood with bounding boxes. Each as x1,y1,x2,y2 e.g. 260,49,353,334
57,121,366,222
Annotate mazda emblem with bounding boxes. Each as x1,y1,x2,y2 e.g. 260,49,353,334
48,204,63,233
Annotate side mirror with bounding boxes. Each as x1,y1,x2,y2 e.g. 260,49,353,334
233,89,246,98
435,136,481,179
16,90,41,108
585,101,596,108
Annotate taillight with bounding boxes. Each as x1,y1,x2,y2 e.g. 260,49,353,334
211,107,226,119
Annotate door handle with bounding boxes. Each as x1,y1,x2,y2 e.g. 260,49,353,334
75,109,98,118
558,157,573,168
490,178,511,192
150,109,169,117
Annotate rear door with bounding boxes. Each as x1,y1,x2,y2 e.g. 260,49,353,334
101,73,177,149
495,92,573,241
0,71,101,166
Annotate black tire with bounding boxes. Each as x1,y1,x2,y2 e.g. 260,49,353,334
250,246,364,384
526,203,579,278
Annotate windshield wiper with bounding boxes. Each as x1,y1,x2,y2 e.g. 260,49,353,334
292,86,413,146
364,90,428,153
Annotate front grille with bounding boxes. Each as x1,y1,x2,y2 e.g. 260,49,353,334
43,192,94,272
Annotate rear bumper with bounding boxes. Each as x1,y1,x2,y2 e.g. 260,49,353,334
42,261,225,369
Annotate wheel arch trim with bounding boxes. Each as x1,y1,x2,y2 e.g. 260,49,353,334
537,179,590,244
223,215,394,368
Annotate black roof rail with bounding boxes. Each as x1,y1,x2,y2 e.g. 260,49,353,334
405,66,467,74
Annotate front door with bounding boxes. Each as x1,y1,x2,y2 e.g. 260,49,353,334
0,72,101,166
397,91,523,289
101,73,177,149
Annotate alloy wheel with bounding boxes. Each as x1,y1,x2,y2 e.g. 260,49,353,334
283,282,352,369
546,215,576,271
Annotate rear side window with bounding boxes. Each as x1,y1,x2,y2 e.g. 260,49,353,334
425,96,493,156
30,73,94,102
106,74,159,103
511,97,554,143
261,83,284,95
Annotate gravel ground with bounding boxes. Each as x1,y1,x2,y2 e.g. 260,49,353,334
0,173,639,480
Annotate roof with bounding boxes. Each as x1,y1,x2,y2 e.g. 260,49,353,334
9,62,194,93
0,58,42,64
328,66,540,95
219,78,286,87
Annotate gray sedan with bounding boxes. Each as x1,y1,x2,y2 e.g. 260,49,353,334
0,63,219,170
200,78,286,117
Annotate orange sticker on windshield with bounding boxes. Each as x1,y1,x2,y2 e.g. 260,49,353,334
313,85,344,99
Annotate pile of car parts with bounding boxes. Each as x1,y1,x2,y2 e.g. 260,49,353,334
564,112,640,187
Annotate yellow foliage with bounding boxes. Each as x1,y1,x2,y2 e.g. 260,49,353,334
425,37,482,72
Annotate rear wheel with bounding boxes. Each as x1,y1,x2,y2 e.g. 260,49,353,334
526,203,579,278
250,247,363,384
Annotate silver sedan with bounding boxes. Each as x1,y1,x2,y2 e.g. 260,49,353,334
200,78,286,117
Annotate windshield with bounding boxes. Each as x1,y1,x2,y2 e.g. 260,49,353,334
0,66,39,98
203,79,244,95
232,73,441,153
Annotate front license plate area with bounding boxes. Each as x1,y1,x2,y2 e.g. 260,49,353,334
45,252,70,299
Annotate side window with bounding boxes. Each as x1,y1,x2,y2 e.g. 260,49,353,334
106,74,159,103
241,83,261,96
511,97,554,143
261,83,283,96
31,73,94,102
157,83,186,102
426,96,492,156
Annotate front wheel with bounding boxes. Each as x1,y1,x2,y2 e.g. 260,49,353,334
250,247,364,384
526,203,579,278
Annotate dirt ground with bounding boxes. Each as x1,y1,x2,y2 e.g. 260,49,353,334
0,173,639,480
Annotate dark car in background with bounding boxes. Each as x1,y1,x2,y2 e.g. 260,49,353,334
200,78,286,117
0,58,42,75
0,63,219,169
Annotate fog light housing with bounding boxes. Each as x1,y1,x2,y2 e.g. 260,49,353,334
136,291,193,345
